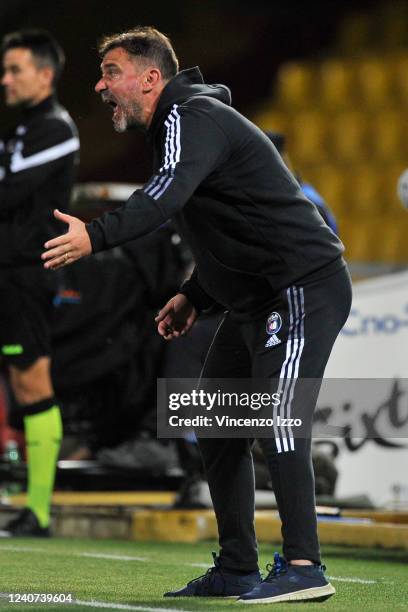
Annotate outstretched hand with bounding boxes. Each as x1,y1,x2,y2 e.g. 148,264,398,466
155,294,198,340
42,209,92,270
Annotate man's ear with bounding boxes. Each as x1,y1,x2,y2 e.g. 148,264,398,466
142,68,161,92
40,65,55,89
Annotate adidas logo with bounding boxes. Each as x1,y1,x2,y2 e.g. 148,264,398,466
265,334,281,348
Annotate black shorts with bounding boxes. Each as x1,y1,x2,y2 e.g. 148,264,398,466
0,267,59,369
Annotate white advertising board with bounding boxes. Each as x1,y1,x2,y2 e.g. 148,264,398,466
321,270,408,505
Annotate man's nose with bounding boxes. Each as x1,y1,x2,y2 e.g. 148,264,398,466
94,78,106,93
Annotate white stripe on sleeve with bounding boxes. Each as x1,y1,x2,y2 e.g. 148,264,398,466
10,137,80,173
144,105,181,201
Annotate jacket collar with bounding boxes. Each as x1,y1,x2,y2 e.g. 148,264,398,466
147,67,204,141
22,94,56,120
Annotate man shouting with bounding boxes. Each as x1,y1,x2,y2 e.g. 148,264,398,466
42,26,351,604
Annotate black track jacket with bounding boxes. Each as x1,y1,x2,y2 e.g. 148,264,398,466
87,68,344,317
0,96,79,267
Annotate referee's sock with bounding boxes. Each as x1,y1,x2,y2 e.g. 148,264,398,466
23,399,63,529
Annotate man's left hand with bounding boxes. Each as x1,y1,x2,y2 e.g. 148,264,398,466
42,209,92,270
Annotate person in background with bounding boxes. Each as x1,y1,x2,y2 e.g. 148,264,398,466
0,29,79,537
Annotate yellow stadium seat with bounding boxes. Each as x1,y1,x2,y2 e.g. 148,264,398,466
253,109,288,135
342,213,408,263
392,55,408,105
356,59,392,108
328,112,369,162
275,63,316,110
288,112,328,165
342,217,384,262
346,165,387,215
368,111,405,162
377,215,408,263
337,218,357,260
319,60,356,110
305,164,347,217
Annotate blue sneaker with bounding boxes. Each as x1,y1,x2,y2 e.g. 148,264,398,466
238,552,335,604
164,552,261,598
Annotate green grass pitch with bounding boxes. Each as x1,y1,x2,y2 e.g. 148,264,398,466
0,539,407,611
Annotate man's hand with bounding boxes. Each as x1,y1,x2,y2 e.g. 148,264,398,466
42,209,92,270
155,294,198,340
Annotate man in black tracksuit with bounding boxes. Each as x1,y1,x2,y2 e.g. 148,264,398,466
0,30,79,537
43,27,352,604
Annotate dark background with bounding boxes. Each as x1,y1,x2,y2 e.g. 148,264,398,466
0,0,376,184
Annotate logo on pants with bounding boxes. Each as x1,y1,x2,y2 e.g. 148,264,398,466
265,312,282,347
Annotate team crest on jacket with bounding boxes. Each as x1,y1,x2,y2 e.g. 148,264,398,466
265,312,282,348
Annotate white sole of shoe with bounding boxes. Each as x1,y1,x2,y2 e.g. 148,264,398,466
164,594,241,599
237,582,336,604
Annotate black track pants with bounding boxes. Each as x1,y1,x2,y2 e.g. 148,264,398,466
197,265,352,571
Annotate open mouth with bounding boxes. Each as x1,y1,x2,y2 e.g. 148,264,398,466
103,96,119,116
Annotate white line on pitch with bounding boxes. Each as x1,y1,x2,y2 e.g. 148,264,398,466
75,599,192,612
327,575,378,584
0,544,45,553
0,545,147,562
79,553,147,562
0,546,388,586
